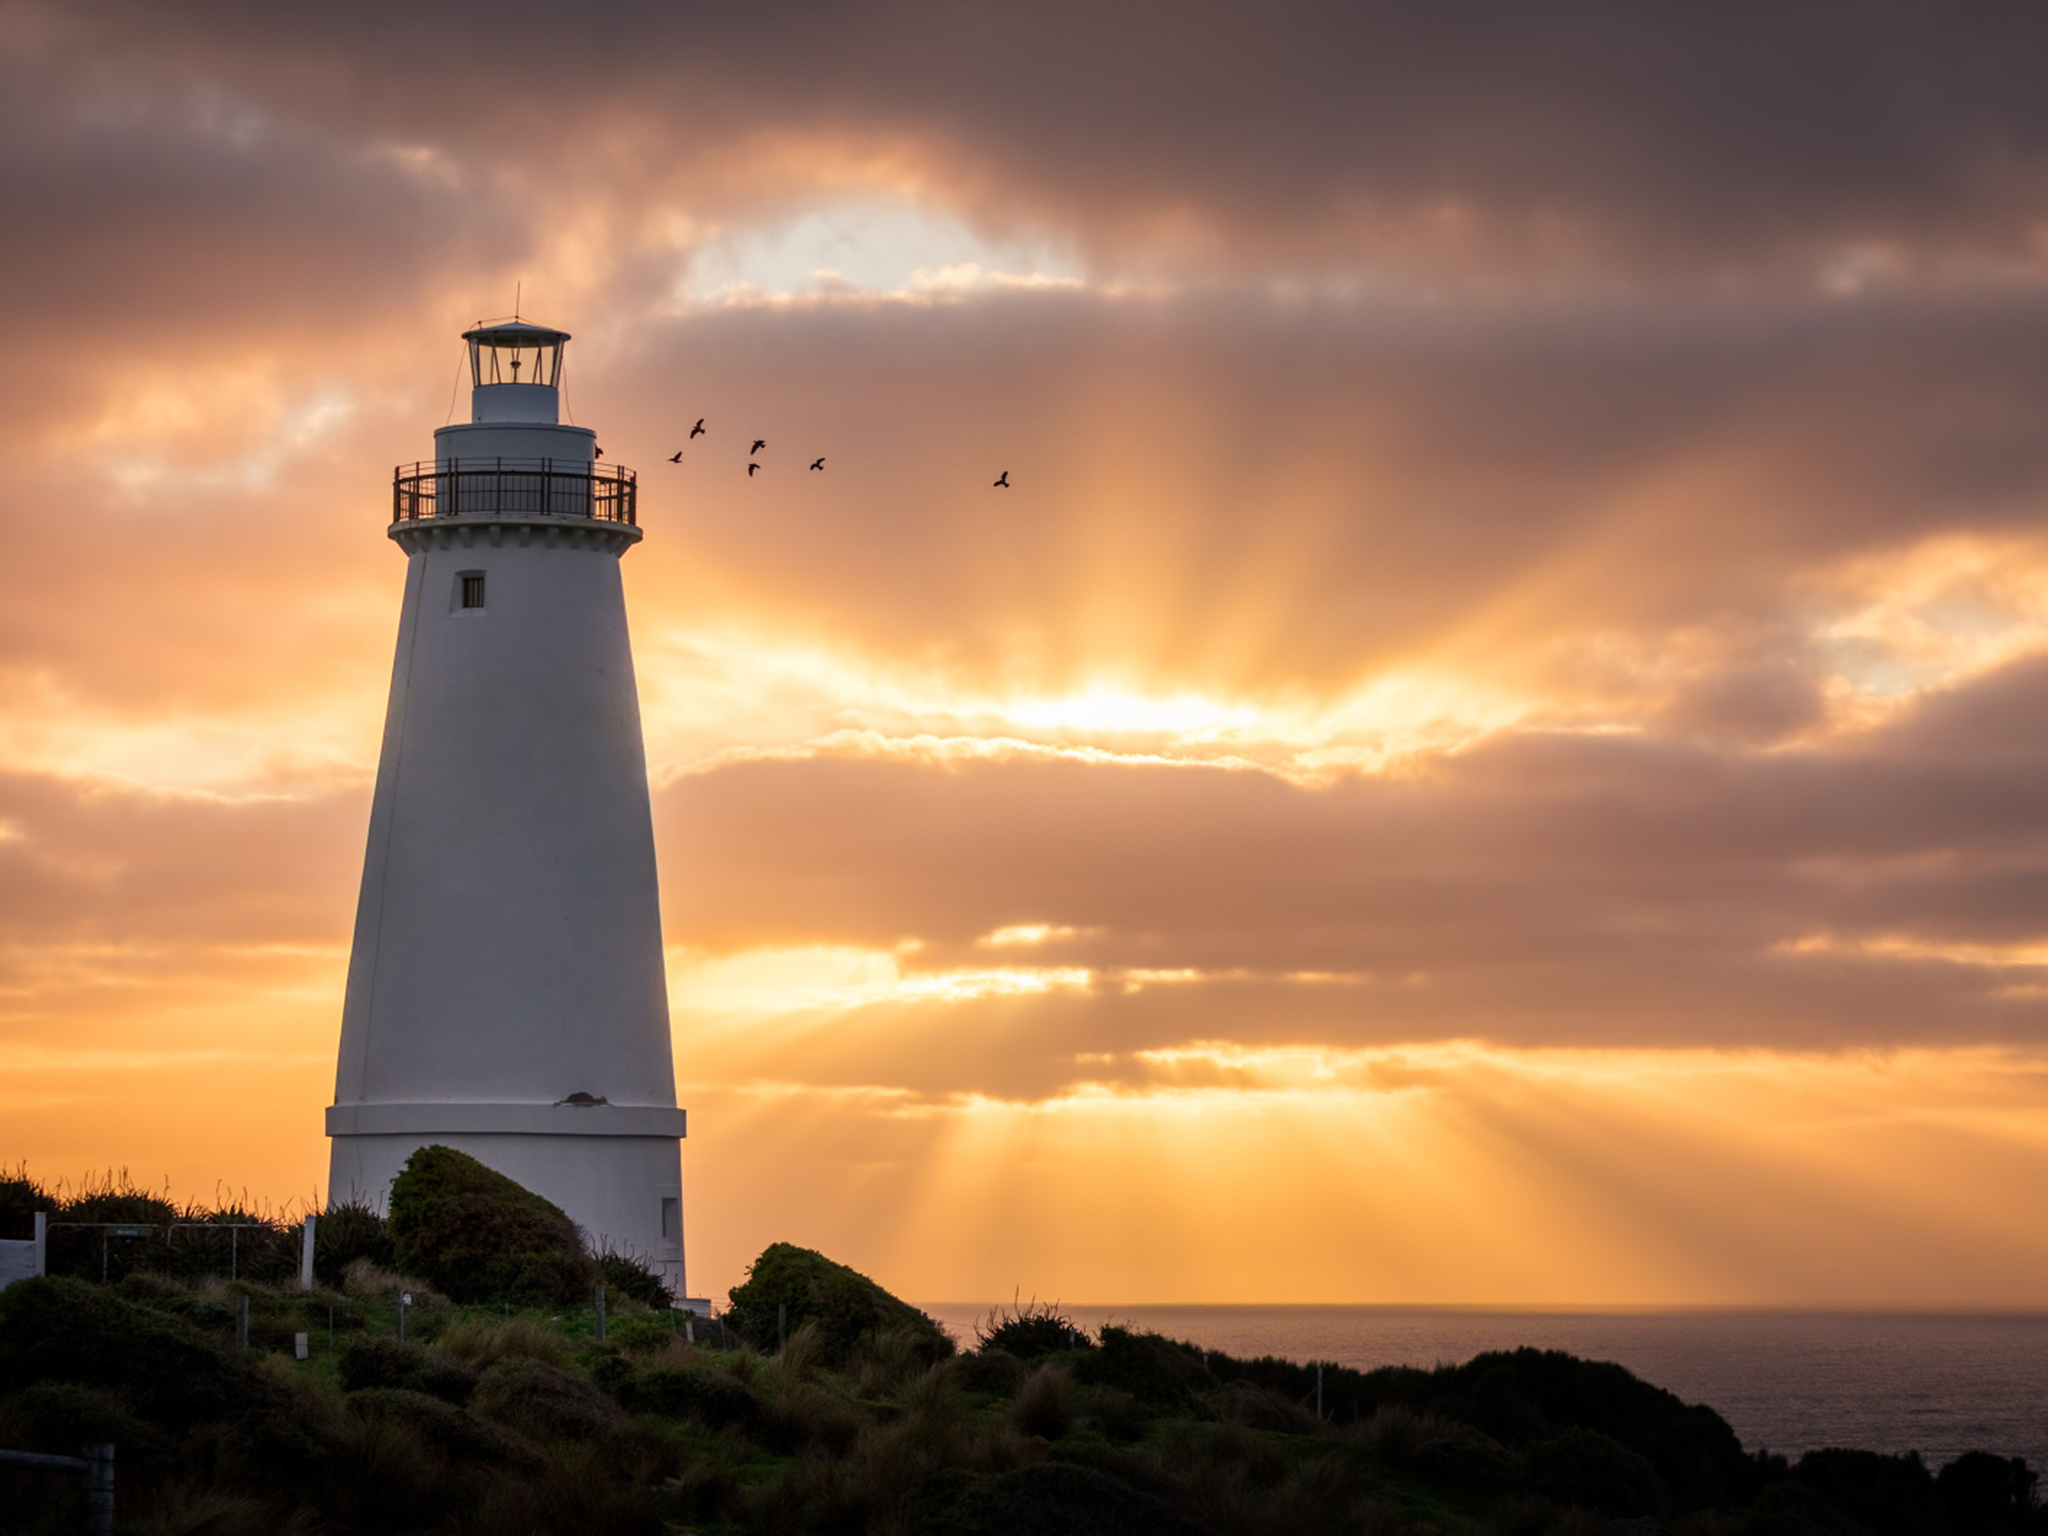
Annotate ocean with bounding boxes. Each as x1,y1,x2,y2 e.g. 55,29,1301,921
921,1305,2048,1471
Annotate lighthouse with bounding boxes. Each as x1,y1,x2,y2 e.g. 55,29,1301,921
327,320,686,1289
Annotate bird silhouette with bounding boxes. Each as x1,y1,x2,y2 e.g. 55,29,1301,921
747,463,760,477
595,446,604,459
810,457,826,471
667,451,683,463
751,439,766,455
690,418,706,439
993,470,1009,488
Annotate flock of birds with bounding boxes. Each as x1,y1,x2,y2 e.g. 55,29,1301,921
664,418,1010,487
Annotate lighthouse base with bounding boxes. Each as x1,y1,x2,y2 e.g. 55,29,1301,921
327,1130,685,1292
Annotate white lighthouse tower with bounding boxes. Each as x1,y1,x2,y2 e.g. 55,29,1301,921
327,320,686,1288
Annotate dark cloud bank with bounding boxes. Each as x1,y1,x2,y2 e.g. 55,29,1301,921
26,0,2048,273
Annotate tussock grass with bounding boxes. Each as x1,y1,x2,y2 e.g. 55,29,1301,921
1354,1402,1460,1468
340,1256,449,1308
1009,1360,1080,1440
438,1313,570,1372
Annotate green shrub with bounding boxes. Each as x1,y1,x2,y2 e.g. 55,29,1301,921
620,1363,764,1432
725,1242,952,1367
954,1348,1028,1397
605,1314,674,1354
1938,1452,2042,1536
1794,1449,1949,1536
1413,1427,1526,1495
387,1147,592,1305
1440,1349,1756,1507
0,1380,163,1459
1528,1426,1668,1517
1073,1326,1207,1410
312,1200,393,1288
975,1298,1091,1360
596,1248,671,1306
346,1387,522,1466
337,1336,478,1405
912,1460,1209,1536
0,1276,252,1430
471,1357,626,1441
0,1163,53,1243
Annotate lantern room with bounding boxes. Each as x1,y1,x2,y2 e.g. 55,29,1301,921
462,320,570,424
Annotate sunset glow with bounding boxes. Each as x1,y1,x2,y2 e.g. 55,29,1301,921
8,0,2048,1309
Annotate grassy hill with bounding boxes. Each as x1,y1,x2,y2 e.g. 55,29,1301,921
1,1163,2040,1536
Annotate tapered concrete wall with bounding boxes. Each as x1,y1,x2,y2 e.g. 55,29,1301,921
328,362,685,1283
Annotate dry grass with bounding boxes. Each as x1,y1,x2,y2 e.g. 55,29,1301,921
125,1480,315,1536
340,1256,448,1307
437,1314,570,1371
1352,1403,1458,1469
1009,1361,1079,1440
852,1325,932,1399
768,1320,827,1384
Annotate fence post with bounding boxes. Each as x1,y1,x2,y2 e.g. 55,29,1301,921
397,1293,409,1344
594,1283,607,1342
299,1215,316,1290
32,1212,45,1278
236,1295,249,1351
82,1444,112,1536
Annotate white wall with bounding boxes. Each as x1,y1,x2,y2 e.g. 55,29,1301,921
329,1132,683,1278
0,1213,46,1291
329,382,685,1287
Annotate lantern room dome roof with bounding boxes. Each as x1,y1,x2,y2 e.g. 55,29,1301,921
462,319,572,347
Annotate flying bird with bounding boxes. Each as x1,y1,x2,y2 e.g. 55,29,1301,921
810,457,826,471
690,418,706,438
747,463,760,477
667,451,683,463
751,439,766,455
993,470,1009,488
594,446,604,459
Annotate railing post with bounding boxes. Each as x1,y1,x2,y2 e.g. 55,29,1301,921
82,1444,112,1536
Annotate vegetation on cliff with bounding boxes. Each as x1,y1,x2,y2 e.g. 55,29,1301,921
1,1165,2041,1536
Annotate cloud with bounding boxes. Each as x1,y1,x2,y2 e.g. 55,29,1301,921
13,0,2048,1298
30,0,2048,283
656,646,2048,1064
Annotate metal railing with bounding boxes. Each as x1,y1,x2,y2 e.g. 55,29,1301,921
392,458,637,526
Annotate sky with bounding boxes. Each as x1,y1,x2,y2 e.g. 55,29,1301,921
7,0,2048,1305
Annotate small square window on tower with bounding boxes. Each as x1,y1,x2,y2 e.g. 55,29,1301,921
459,573,486,609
